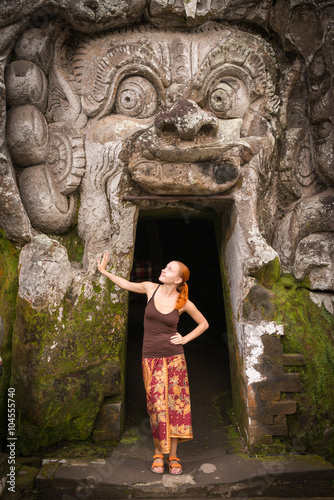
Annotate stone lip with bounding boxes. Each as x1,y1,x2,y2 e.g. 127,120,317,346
128,158,241,195
35,431,334,499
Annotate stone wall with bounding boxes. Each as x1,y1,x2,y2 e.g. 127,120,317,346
0,0,333,460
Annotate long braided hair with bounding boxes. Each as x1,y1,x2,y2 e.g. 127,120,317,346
175,261,190,310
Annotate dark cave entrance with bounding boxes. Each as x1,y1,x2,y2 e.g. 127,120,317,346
125,216,232,448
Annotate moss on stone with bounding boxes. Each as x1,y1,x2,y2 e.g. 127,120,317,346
243,283,278,321
51,228,84,265
252,256,281,289
38,460,61,481
250,442,288,456
119,427,146,445
16,456,42,469
10,271,129,454
271,274,334,463
0,229,19,447
15,465,39,493
40,440,114,460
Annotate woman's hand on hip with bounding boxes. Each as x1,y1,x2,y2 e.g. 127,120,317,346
170,333,184,345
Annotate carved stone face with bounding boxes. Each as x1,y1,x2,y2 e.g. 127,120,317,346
5,23,279,246
71,25,278,195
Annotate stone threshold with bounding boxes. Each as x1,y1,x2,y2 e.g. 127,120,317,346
34,452,334,499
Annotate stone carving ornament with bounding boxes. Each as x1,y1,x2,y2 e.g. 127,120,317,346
0,0,333,456
4,23,280,274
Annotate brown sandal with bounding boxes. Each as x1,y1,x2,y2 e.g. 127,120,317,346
151,453,165,474
167,456,183,475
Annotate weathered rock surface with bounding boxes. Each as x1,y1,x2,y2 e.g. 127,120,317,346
6,105,49,167
11,234,126,452
18,235,74,311
0,153,32,245
0,0,333,462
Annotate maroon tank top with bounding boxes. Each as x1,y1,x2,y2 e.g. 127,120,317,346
142,286,184,358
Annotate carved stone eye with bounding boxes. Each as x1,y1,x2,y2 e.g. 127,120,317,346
115,76,158,118
314,120,332,141
208,77,249,119
210,84,232,114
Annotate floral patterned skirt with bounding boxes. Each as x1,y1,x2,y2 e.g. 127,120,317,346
142,354,193,454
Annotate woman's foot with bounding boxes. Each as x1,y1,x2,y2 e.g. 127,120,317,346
167,456,183,475
151,454,165,474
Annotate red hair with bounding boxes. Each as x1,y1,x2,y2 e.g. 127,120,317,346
175,261,190,310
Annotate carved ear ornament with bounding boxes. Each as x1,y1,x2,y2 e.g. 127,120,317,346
47,122,85,195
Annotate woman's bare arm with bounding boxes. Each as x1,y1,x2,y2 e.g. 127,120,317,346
97,252,156,295
170,300,209,345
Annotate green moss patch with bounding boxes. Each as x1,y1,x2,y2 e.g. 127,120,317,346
39,439,115,460
10,276,128,455
0,229,19,446
52,228,84,265
15,465,39,493
271,275,334,463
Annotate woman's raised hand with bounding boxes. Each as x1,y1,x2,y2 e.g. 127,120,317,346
97,252,109,273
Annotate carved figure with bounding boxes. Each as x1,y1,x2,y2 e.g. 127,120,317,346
5,24,280,273
0,0,333,458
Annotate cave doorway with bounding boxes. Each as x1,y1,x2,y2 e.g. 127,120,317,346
125,216,232,449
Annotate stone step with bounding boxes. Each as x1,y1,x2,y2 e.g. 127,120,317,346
35,452,334,499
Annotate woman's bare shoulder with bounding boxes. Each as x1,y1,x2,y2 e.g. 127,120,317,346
179,299,196,313
143,281,159,295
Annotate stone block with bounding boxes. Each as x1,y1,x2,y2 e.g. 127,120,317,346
248,424,274,446
1,489,22,500
243,284,278,321
36,461,61,488
264,415,288,436
260,358,284,377
262,334,284,356
258,401,297,425
15,465,39,496
282,353,305,365
103,361,122,397
279,373,303,393
256,382,281,402
259,414,274,425
17,457,42,469
259,335,286,377
262,400,297,416
93,402,122,442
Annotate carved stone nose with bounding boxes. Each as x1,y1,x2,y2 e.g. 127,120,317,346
155,99,218,140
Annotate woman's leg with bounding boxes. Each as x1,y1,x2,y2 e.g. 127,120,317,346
168,438,182,474
170,437,178,457
143,358,165,473
151,445,164,473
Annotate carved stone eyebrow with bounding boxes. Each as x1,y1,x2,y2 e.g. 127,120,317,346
195,42,267,96
191,36,279,116
72,31,168,118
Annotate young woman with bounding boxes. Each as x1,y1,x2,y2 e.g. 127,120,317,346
97,253,209,475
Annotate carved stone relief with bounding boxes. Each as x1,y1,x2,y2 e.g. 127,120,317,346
4,23,280,273
0,0,333,457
